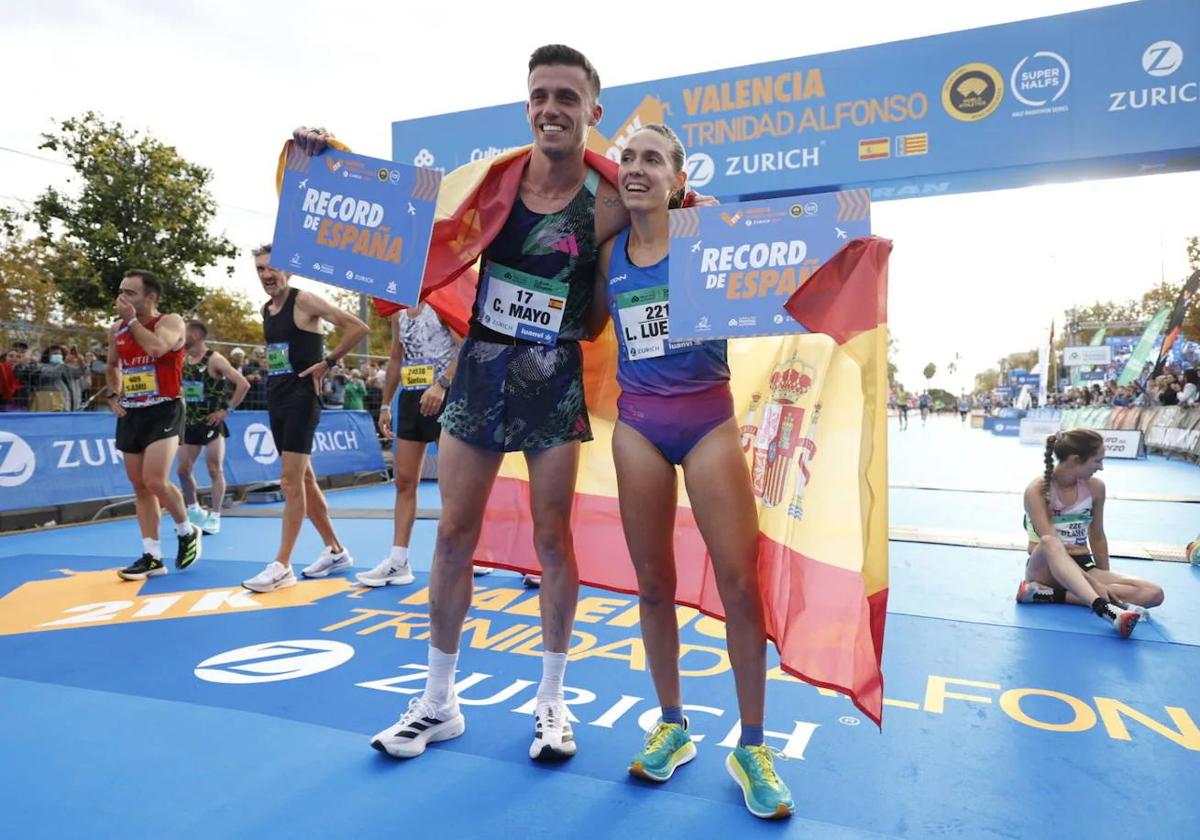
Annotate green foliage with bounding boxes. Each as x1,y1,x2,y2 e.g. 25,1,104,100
29,112,238,316
922,362,936,381
974,368,1000,392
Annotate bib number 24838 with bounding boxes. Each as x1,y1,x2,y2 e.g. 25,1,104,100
480,263,567,346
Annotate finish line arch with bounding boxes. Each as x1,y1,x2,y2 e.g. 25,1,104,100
390,0,1199,204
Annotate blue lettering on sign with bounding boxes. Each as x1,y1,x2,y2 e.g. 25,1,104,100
0,440,15,478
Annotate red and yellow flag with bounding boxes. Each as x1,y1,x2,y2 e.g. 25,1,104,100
278,142,890,725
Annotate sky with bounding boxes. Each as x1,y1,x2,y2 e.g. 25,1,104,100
2,0,1196,392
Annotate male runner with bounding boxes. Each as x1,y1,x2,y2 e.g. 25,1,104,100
295,44,633,761
176,321,249,534
241,244,369,593
107,269,202,579
356,302,469,587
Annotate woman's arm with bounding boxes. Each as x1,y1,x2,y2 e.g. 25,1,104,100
1087,478,1110,571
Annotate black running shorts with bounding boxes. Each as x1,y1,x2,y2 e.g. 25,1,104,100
394,389,443,444
183,420,229,447
268,392,322,455
115,399,184,454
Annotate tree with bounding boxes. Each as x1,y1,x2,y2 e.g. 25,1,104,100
0,221,58,326
28,112,238,316
922,362,936,384
322,288,390,361
886,328,899,391
974,368,1000,392
191,288,263,347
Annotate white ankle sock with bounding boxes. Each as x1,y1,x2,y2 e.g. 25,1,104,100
187,503,201,512
389,545,408,564
423,645,459,708
142,538,161,559
537,651,568,704
174,520,193,537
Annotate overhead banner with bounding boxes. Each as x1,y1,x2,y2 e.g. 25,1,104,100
392,0,1200,202
666,191,870,341
0,411,385,513
271,147,439,305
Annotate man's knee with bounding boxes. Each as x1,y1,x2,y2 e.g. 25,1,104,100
531,516,573,564
143,474,170,497
1141,583,1165,608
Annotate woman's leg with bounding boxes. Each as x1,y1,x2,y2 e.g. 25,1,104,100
613,420,683,711
681,418,766,730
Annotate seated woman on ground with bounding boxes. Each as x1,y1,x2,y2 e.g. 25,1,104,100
1017,428,1164,638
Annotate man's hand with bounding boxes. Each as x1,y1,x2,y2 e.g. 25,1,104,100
108,398,126,418
683,190,719,208
115,296,135,322
293,126,331,157
419,383,446,417
378,405,394,439
299,360,329,395
205,408,229,427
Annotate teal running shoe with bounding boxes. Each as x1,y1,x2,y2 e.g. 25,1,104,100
726,744,795,819
628,720,696,782
201,512,221,535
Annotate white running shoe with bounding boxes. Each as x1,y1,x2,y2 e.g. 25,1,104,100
529,699,576,760
370,696,465,758
242,561,296,593
356,557,415,587
201,512,221,535
1098,602,1140,638
302,546,354,578
522,574,542,588
472,565,493,577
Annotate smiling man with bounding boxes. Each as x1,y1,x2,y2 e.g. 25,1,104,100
296,44,631,762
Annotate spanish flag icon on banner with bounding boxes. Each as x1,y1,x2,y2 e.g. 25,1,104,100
279,141,891,727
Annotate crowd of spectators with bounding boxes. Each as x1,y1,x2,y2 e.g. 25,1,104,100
2,339,391,428
1047,365,1199,409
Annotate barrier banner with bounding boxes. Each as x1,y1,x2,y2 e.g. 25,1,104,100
1019,417,1061,444
271,146,440,305
667,191,870,341
1101,429,1146,459
0,410,384,513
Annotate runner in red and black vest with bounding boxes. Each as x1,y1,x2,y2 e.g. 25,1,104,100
105,269,202,579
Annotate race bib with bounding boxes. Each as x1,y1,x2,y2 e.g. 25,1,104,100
479,262,567,346
616,285,698,361
266,342,293,375
401,358,435,391
183,379,205,403
1055,513,1090,546
617,286,670,360
122,365,159,398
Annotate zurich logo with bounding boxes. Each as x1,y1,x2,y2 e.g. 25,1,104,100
195,640,355,685
1142,40,1183,77
243,422,279,465
0,431,36,487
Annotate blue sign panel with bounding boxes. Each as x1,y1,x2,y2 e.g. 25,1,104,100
271,148,440,305
666,191,869,341
1080,370,1108,382
392,0,1199,202
0,410,384,513
1010,373,1041,388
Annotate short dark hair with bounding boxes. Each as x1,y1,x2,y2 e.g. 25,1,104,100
123,269,162,299
187,320,208,338
11,340,28,351
252,243,272,257
528,44,600,100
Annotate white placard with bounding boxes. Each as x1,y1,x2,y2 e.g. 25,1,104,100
1101,429,1145,459
1063,345,1112,366
1019,418,1061,445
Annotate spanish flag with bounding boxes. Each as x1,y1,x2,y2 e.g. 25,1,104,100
278,141,890,726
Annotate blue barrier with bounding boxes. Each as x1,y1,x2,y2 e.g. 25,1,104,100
983,416,1022,436
0,410,384,513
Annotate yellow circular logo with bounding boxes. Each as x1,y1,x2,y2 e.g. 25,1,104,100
942,62,1004,121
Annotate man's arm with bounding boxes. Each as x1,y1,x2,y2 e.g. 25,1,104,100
209,352,250,411
103,322,125,415
296,290,369,364
587,238,615,339
126,313,186,358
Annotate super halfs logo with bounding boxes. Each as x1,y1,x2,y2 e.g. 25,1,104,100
738,356,820,519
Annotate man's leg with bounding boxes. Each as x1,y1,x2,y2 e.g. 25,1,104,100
176,443,202,507
273,452,310,568
392,439,427,550
123,451,159,542
204,434,226,515
301,463,343,553
142,433,202,571
369,432,501,759
524,441,583,760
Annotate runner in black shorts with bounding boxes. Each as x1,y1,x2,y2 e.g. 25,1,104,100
176,320,249,536
241,243,367,593
106,269,202,580
358,302,465,587
897,394,909,430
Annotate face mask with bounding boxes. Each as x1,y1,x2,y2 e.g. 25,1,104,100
50,354,64,365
